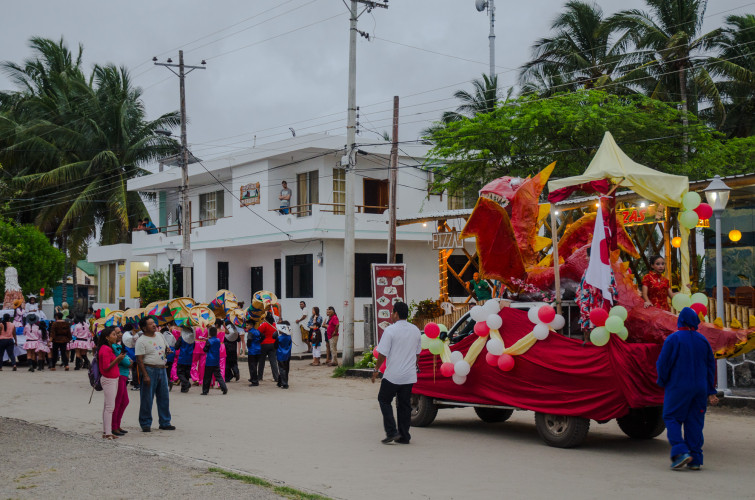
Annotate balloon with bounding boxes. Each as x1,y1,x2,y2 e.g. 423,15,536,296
672,293,692,311
616,326,629,341
486,314,503,330
483,299,501,315
372,347,380,359
590,326,610,346
690,302,708,317
429,338,444,355
486,338,504,356
690,293,708,305
589,308,609,327
425,322,440,339
537,305,556,324
450,351,464,363
454,360,471,376
532,323,550,340
609,306,628,321
452,374,467,385
679,210,700,229
485,352,499,366
527,305,543,324
694,202,713,220
549,314,566,330
420,334,429,349
440,362,455,377
470,305,487,322
497,354,515,371
605,315,624,334
474,321,490,337
682,191,701,210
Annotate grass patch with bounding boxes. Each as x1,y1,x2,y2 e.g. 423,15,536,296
331,365,353,378
209,467,330,500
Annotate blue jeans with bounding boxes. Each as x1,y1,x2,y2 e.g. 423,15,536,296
139,365,171,428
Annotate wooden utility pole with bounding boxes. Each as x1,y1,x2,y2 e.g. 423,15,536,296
387,96,399,263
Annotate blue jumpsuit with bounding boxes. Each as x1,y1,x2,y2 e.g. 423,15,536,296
656,308,716,466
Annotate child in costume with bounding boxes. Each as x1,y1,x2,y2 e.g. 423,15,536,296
276,322,293,389
245,319,262,387
201,327,228,395
642,255,674,311
22,314,49,372
308,307,323,366
223,320,241,383
656,307,718,470
174,325,195,393
70,315,94,370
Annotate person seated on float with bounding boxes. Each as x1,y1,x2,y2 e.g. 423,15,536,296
642,255,677,311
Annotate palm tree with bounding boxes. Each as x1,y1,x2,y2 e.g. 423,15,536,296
519,1,623,94
441,73,502,124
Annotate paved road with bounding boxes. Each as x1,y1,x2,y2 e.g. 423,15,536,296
1,360,754,499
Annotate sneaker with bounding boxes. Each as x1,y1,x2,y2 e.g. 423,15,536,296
201,392,208,395
131,386,140,391
394,438,410,444
141,427,151,432
687,464,701,471
159,425,176,430
381,434,401,444
282,384,289,389
671,453,692,470
222,389,228,395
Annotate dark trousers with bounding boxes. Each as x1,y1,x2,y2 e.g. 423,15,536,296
259,344,279,381
177,363,192,392
247,354,260,384
225,353,239,382
378,379,413,442
130,362,141,387
165,361,173,382
51,342,69,366
277,359,290,387
0,339,16,366
202,364,227,393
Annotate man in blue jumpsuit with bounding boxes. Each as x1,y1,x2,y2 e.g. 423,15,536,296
656,307,719,470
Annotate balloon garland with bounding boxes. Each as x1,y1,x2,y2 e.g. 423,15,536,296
678,191,711,230
588,305,628,346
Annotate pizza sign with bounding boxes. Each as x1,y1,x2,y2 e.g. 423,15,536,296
371,264,406,342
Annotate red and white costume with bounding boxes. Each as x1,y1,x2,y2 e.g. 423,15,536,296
22,324,50,353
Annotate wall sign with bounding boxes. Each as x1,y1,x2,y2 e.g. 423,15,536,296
240,182,260,206
432,231,463,249
371,263,406,342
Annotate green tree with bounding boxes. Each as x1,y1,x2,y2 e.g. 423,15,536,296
136,269,178,305
0,218,65,294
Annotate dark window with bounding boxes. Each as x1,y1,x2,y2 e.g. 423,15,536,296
274,259,281,298
173,264,194,297
286,255,313,298
447,255,476,297
251,267,263,297
355,253,403,298
217,261,229,290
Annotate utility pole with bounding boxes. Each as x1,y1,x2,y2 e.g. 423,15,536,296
154,51,205,298
387,96,399,263
488,0,495,78
343,0,388,367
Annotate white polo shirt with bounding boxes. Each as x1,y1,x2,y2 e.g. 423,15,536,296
377,320,422,385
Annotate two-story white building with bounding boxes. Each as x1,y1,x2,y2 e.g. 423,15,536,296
87,133,471,350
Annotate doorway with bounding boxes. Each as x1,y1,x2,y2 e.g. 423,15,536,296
251,267,264,296
363,178,389,214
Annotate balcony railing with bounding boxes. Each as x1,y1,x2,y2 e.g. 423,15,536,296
268,202,388,217
133,217,230,237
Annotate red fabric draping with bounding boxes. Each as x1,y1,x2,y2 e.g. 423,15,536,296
547,180,611,203
414,308,664,421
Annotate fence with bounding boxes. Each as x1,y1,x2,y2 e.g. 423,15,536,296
412,304,472,332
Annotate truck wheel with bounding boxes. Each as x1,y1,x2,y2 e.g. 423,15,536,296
411,394,438,427
617,407,665,439
474,407,514,423
534,413,590,448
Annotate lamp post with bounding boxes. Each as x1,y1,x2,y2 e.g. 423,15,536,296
703,175,731,393
165,247,178,301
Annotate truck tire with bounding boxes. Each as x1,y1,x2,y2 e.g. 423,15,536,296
534,412,590,448
617,407,665,439
474,407,514,423
411,394,438,427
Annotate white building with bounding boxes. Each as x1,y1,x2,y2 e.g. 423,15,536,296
87,134,465,350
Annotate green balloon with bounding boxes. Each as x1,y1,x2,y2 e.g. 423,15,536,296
679,210,699,229
690,293,708,305
616,326,629,341
609,306,628,321
605,315,624,334
682,191,701,210
421,334,429,349
672,293,692,311
428,338,444,355
590,326,610,346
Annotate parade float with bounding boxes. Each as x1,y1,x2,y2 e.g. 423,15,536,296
411,132,755,448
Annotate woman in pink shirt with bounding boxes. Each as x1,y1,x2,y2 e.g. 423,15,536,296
0,313,18,371
325,306,340,367
97,327,126,440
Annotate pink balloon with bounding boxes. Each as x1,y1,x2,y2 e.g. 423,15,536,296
425,322,440,339
473,321,490,337
589,308,609,327
372,347,380,359
379,361,386,373
694,203,713,220
497,354,515,372
537,305,556,324
440,362,455,377
485,352,499,366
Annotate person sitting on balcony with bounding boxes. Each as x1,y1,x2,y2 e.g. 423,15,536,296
135,219,146,231
279,181,291,215
143,218,158,235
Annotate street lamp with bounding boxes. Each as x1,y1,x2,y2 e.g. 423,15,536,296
703,175,731,393
165,246,178,300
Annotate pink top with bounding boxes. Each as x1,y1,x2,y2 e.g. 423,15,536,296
326,315,340,340
23,324,41,342
98,345,120,378
0,322,14,340
73,323,92,340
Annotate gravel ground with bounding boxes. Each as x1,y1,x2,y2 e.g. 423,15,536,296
0,417,283,500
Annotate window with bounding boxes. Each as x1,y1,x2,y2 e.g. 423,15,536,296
217,261,229,290
274,259,281,298
286,254,313,298
98,263,116,303
199,190,224,225
251,267,263,297
173,264,194,296
333,168,346,214
355,253,403,297
447,185,479,210
296,171,319,217
363,178,389,214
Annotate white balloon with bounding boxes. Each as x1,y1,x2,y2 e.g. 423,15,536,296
452,374,467,385
533,323,550,340
486,314,503,330
527,305,543,324
549,314,566,330
486,338,504,356
420,334,429,349
470,305,487,322
450,350,464,363
454,360,471,376
483,299,501,315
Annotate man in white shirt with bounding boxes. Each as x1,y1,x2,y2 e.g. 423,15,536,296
135,317,174,432
371,301,422,444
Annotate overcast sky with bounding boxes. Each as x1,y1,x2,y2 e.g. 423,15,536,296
2,0,752,163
